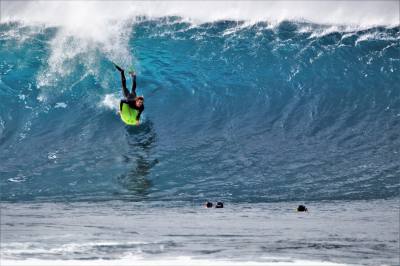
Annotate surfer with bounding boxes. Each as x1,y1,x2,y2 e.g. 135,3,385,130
115,64,144,125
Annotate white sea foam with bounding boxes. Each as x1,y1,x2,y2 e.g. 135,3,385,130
355,31,400,45
55,102,67,108
2,2,134,89
1,1,397,92
47,151,58,160
7,175,26,183
100,93,120,112
1,1,398,27
1,256,353,266
1,241,148,255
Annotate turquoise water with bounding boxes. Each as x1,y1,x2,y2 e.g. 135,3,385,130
0,2,399,265
1,19,399,202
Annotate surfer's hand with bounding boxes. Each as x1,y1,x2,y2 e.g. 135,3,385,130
136,120,140,126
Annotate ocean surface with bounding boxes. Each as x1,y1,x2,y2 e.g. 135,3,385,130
0,1,399,266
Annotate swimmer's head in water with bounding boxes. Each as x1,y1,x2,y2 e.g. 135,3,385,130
297,205,308,212
204,201,213,208
215,202,224,208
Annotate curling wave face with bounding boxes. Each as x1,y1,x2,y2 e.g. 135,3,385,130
0,5,399,202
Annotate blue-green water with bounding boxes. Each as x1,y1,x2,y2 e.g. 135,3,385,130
0,2,399,265
1,19,399,202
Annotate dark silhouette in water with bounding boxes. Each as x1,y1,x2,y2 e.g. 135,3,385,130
215,202,224,208
204,201,213,208
297,205,308,212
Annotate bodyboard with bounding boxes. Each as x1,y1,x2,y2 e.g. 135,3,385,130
119,102,138,126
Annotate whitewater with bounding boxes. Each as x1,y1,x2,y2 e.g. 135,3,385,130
0,1,399,266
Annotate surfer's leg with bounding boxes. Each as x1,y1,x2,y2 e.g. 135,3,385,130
130,73,137,97
121,72,131,98
115,64,130,98
114,64,124,72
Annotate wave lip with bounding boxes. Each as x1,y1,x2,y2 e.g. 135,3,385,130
2,1,399,27
0,11,399,203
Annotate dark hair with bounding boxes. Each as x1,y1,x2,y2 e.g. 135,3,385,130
297,205,308,212
204,201,213,208
136,96,144,101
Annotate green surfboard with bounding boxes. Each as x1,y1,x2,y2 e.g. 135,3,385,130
119,102,138,126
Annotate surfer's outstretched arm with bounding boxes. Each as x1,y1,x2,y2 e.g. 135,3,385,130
115,64,130,98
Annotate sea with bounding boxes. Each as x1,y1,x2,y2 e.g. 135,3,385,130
0,1,399,266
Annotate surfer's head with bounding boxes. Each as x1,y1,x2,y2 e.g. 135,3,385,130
135,96,144,107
